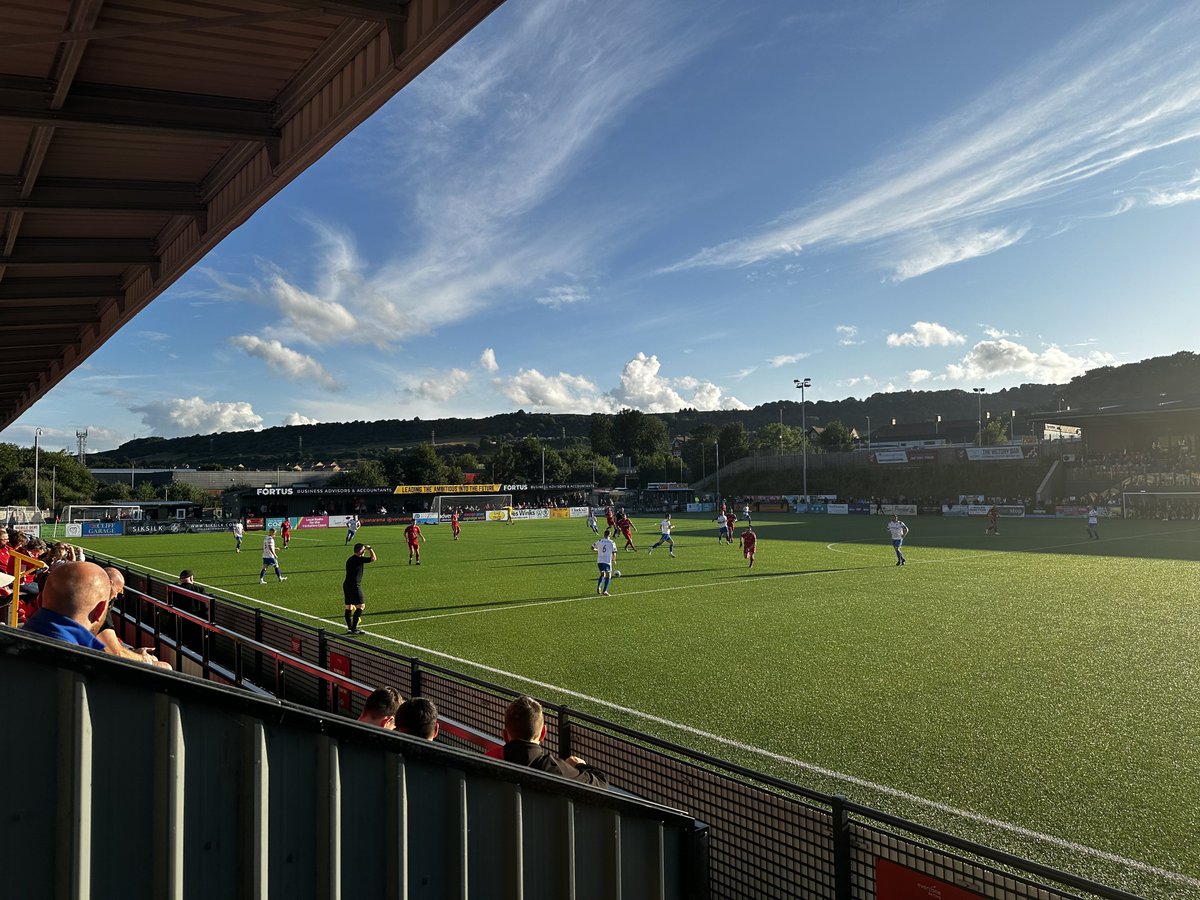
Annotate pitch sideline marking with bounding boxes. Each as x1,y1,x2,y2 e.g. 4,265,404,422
95,552,1200,889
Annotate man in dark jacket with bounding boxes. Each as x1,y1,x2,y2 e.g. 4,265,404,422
501,696,608,787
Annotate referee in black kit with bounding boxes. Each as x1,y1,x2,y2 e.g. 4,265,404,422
343,542,377,635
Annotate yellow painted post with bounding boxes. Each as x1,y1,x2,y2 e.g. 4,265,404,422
6,551,48,627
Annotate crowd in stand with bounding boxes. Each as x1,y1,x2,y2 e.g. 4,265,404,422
1070,446,1198,480
9,554,611,791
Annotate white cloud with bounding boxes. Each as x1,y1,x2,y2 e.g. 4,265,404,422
494,353,747,414
479,348,499,372
230,335,343,391
908,368,933,384
283,413,320,426
496,369,612,414
410,369,472,403
838,375,876,389
891,226,1029,282
767,352,811,368
941,339,1117,383
836,325,861,346
666,4,1200,278
137,331,170,343
267,271,360,340
886,321,966,348
982,325,1013,339
130,398,263,437
536,285,590,308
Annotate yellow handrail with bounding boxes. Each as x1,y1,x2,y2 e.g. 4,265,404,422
6,551,48,628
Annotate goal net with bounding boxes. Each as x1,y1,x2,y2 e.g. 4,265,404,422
0,506,42,526
61,504,144,523
429,494,512,517
1121,491,1200,520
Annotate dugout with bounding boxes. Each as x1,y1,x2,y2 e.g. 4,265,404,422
224,485,399,521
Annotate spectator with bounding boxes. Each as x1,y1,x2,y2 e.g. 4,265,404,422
358,686,403,730
21,562,111,651
396,697,439,741
500,696,608,787
98,567,169,668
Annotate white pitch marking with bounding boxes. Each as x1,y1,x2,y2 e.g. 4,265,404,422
89,549,1200,889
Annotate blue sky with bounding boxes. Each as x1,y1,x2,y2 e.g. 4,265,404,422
8,0,1200,453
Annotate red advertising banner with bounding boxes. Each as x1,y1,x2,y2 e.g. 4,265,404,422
328,651,352,712
246,517,265,531
290,636,302,656
298,515,329,529
876,859,984,900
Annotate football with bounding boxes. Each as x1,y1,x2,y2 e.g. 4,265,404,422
613,570,622,577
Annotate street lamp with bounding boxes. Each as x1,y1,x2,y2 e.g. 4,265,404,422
714,440,720,508
1009,409,1016,444
865,415,871,453
972,388,985,446
33,427,43,517
794,378,811,498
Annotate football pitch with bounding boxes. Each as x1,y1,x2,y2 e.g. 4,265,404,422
75,514,1200,897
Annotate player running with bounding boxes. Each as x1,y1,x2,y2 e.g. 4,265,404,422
586,507,599,534
742,504,752,526
1086,506,1102,540
740,526,757,569
605,505,617,533
405,521,426,564
451,511,461,541
648,514,675,557
725,511,736,543
886,514,909,566
259,529,287,583
617,514,638,551
345,514,360,545
716,513,730,544
232,520,244,553
592,529,618,596
985,505,999,535
280,517,291,549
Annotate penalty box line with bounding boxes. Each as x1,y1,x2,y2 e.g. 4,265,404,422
96,554,1200,889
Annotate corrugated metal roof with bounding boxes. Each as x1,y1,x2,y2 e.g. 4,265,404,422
0,0,504,426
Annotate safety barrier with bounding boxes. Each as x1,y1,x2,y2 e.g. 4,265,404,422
0,627,709,900
104,561,1148,900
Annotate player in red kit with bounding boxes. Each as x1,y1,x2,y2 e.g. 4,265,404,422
740,526,757,569
405,522,425,565
617,514,637,552
725,511,736,544
605,505,616,531
451,511,461,541
280,518,291,549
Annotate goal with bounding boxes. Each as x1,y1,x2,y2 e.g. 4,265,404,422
429,494,512,517
61,504,144,523
1121,491,1200,520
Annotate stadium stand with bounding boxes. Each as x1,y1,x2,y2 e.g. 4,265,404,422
0,626,708,900
51,557,1148,900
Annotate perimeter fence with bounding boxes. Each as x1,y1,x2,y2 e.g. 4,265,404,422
108,558,1151,900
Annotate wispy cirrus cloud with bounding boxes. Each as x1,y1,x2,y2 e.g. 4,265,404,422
836,324,861,346
536,284,590,308
665,2,1200,279
768,352,811,368
886,322,966,348
230,335,344,392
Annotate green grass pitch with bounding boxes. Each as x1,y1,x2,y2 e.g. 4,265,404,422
73,513,1200,897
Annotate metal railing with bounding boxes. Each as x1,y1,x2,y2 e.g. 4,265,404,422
104,559,1154,900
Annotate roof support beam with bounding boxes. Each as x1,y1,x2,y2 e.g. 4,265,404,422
0,9,321,48
0,277,123,302
0,79,278,141
0,178,203,215
266,0,409,22
0,238,158,267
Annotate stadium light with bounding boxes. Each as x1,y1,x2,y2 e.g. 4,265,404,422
715,440,720,507
1010,409,1016,444
33,427,43,517
972,388,985,446
866,415,871,453
794,378,812,498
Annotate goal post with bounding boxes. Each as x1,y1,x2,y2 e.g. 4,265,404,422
1121,491,1200,520
429,494,512,518
61,504,144,523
